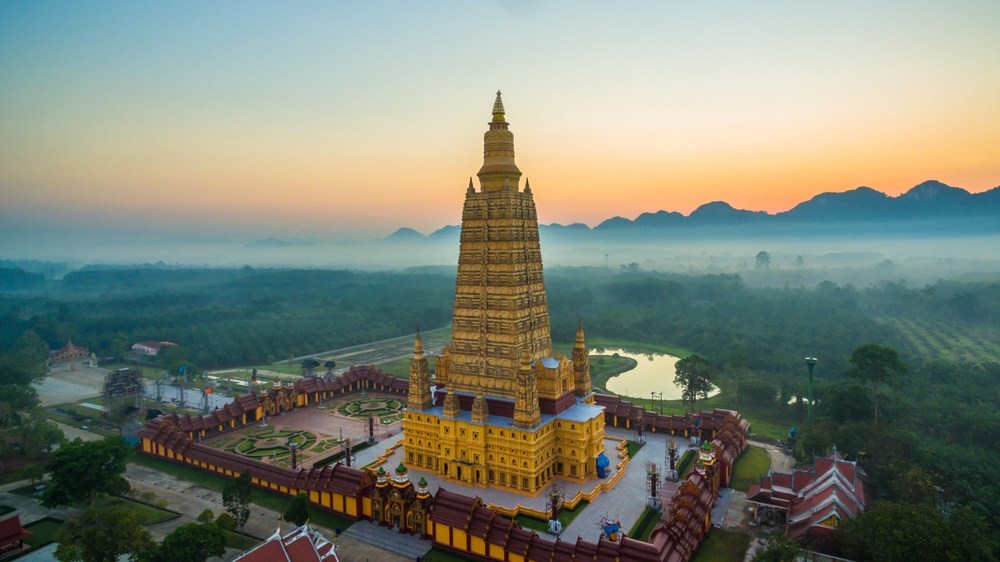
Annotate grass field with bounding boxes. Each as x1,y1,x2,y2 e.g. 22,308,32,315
129,454,355,532
587,338,693,359
628,507,661,542
879,316,1000,364
689,527,752,562
514,500,589,533
372,356,413,379
223,529,263,550
627,440,645,459
730,445,771,492
10,485,179,526
22,517,63,554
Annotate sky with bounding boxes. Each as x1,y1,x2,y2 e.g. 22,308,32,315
1,0,999,243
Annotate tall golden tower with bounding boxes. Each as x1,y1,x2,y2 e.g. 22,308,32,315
403,93,606,494
439,91,552,401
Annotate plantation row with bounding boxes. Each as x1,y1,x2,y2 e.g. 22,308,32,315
881,316,1000,365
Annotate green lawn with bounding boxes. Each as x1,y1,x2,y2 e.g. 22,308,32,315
730,445,771,492
0,505,14,515
91,495,179,525
628,507,661,542
223,529,262,550
100,362,169,381
589,354,638,392
10,485,179,526
676,449,696,478
514,500,589,533
23,517,63,552
129,455,355,532
689,528,752,562
373,356,414,379
587,338,693,359
626,440,645,459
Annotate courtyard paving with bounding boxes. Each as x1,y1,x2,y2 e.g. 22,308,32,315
355,425,695,543
197,392,406,470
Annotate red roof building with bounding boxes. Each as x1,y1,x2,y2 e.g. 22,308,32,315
234,524,338,562
0,515,32,554
747,447,869,541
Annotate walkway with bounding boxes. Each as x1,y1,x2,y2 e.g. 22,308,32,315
748,439,794,474
359,425,694,543
341,520,432,559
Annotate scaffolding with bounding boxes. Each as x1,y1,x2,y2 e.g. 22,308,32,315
103,367,145,412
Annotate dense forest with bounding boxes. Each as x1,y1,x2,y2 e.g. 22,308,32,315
1,263,999,558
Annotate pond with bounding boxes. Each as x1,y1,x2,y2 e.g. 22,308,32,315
598,348,719,401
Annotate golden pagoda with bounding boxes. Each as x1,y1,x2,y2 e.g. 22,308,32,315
403,92,606,494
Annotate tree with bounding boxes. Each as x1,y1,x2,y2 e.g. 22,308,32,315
752,532,801,562
0,330,50,386
0,384,39,430
214,512,235,531
283,492,311,526
817,381,871,424
755,251,771,269
838,502,995,562
42,437,130,508
55,505,153,562
674,355,715,412
143,522,226,562
222,470,253,534
301,358,320,377
739,376,778,407
848,344,905,424
196,509,215,524
19,416,64,456
20,464,44,485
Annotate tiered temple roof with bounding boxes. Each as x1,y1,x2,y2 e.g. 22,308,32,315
234,524,338,561
747,447,869,539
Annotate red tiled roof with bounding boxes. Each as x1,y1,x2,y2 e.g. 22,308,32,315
748,448,869,541
0,515,31,548
234,524,338,561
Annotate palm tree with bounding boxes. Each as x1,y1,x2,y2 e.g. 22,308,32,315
848,344,906,425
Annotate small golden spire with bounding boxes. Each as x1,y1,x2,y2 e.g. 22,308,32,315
413,329,424,358
492,90,505,122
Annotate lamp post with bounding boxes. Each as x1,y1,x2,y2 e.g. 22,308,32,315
805,357,818,423
288,438,299,470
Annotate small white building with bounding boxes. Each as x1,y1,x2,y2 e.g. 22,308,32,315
131,341,175,356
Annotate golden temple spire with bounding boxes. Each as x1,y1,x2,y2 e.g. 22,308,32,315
413,329,424,358
492,90,505,122
477,90,522,191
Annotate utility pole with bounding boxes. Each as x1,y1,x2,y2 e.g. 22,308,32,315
805,357,818,423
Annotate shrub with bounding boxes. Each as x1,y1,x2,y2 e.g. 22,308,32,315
197,509,215,523
215,512,235,531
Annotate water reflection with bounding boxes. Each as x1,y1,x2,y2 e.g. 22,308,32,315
598,348,720,401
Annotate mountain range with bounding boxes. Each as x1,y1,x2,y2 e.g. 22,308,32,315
385,180,1000,241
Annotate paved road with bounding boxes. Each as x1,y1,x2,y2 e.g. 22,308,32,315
280,326,451,367
748,439,795,474
33,365,107,406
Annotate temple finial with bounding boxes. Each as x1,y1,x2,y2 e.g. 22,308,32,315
414,328,424,356
468,177,474,193
492,90,505,122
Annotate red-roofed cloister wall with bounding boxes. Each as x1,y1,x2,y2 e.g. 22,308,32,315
138,365,748,562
